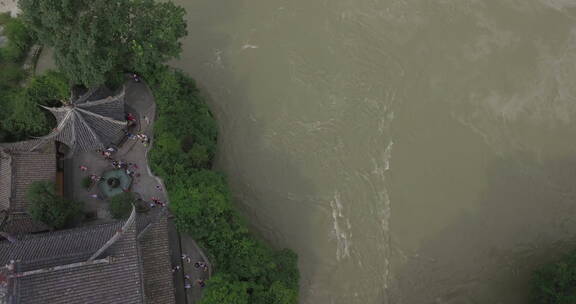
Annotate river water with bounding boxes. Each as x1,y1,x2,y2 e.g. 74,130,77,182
158,0,576,303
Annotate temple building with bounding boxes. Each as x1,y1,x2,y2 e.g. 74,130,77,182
0,208,175,304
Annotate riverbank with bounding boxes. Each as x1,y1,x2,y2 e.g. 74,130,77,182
144,67,300,303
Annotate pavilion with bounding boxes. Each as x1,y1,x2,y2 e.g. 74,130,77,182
36,87,128,153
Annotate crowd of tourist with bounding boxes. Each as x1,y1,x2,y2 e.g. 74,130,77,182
172,253,208,291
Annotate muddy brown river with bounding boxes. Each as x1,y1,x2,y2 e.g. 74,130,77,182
170,0,576,303
31,0,576,302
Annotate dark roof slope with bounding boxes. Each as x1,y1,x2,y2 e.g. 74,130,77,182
0,212,49,236
40,88,128,152
0,142,56,212
0,150,12,210
0,221,123,266
0,210,175,304
138,210,176,304
10,151,56,211
12,222,144,304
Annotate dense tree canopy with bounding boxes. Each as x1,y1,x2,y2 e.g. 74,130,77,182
198,274,250,304
19,0,187,86
533,250,576,303
27,181,83,229
0,13,35,63
0,71,69,142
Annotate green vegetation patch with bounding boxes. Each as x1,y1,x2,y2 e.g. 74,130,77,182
27,181,84,230
0,14,69,142
146,67,299,304
0,70,70,142
0,13,35,64
19,0,187,87
108,192,136,219
533,250,576,303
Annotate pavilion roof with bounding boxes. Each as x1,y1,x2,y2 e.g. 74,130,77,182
40,87,128,152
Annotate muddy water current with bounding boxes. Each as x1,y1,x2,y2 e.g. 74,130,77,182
168,1,576,303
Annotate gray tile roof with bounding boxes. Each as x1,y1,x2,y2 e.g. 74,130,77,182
0,150,12,211
0,210,175,304
2,218,144,304
0,212,49,236
40,88,128,153
138,210,176,304
0,221,123,266
0,139,51,154
9,150,56,211
13,222,144,304
0,142,56,212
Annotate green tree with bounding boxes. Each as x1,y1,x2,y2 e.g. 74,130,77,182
19,0,187,86
108,192,136,219
533,250,576,303
253,281,298,304
27,181,83,229
198,274,250,304
0,14,35,63
270,249,300,290
1,71,68,141
149,69,217,173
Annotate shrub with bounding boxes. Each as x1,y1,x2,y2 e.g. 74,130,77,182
0,12,10,25
0,15,35,63
532,250,576,303
198,274,250,304
0,63,26,87
108,192,136,219
2,89,53,139
27,181,83,229
81,176,92,189
147,69,217,172
0,71,69,141
25,70,70,104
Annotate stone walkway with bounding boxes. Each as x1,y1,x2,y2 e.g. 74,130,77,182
66,77,210,303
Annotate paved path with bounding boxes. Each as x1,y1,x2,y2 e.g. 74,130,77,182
67,77,211,303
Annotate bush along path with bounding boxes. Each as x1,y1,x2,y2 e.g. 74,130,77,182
144,66,300,304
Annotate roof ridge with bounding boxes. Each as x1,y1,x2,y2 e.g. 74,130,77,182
76,87,125,108
73,109,102,151
14,221,124,242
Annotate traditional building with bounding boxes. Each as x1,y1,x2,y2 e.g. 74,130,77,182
0,208,175,304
